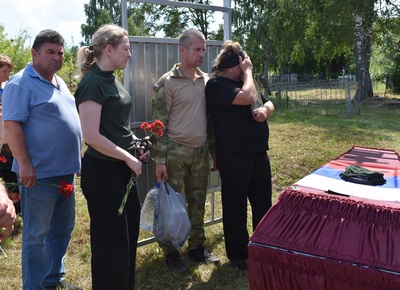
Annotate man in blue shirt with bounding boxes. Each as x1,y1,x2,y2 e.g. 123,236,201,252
2,29,82,290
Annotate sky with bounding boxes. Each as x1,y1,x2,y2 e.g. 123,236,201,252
1,0,226,46
1,0,89,46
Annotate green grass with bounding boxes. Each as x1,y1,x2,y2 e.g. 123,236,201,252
0,96,399,289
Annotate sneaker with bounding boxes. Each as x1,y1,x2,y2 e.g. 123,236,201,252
231,260,248,271
44,280,82,290
165,250,188,273
188,245,220,265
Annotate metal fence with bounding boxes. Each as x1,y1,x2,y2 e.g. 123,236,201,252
124,37,360,246
267,80,361,116
124,36,224,246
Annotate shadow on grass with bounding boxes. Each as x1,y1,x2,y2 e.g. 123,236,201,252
188,263,249,290
136,254,249,290
136,231,248,290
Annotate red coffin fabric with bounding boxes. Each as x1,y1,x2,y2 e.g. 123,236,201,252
248,244,400,290
249,147,400,290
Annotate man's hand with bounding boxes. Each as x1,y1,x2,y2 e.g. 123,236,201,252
210,153,218,171
0,185,16,241
155,164,168,183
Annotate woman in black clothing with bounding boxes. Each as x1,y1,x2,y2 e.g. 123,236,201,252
75,24,143,290
205,40,274,271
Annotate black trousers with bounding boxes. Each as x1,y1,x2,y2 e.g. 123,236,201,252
217,151,272,262
81,154,140,290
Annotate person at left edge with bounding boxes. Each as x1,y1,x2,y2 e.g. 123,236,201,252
2,30,82,290
74,24,142,290
0,182,16,241
0,54,21,214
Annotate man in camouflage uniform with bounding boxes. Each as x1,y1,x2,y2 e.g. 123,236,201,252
152,29,220,272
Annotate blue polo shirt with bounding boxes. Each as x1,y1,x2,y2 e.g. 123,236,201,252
2,63,82,178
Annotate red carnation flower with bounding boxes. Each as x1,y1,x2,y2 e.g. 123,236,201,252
58,181,74,197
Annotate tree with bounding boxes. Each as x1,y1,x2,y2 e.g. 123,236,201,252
230,0,276,94
0,25,31,74
143,0,219,39
232,0,355,75
353,0,375,101
231,0,400,101
346,0,400,100
147,5,188,38
0,25,77,88
371,1,400,92
79,0,400,101
58,44,79,91
81,0,151,45
127,6,152,36
188,0,215,38
81,0,121,45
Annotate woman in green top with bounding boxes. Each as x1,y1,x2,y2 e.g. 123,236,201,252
74,24,142,290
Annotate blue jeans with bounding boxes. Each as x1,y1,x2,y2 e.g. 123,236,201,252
19,174,76,290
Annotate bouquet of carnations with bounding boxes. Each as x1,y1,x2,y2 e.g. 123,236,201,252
118,120,164,215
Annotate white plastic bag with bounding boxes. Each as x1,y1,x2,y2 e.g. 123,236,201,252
139,183,160,232
153,181,191,249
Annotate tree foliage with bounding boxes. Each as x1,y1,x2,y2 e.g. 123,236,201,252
81,0,151,45
141,0,220,39
0,25,31,74
3,0,400,99
372,1,400,92
58,44,79,90
231,0,400,100
81,0,120,44
0,25,81,90
231,0,355,79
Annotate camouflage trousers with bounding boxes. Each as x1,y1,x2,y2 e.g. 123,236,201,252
163,140,210,252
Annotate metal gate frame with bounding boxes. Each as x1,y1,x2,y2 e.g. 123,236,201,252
120,0,232,246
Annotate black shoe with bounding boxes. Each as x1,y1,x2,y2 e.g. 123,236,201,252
231,260,248,271
165,250,188,273
188,245,220,265
44,280,82,290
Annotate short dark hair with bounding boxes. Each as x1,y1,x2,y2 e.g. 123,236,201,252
32,29,65,52
179,29,205,49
